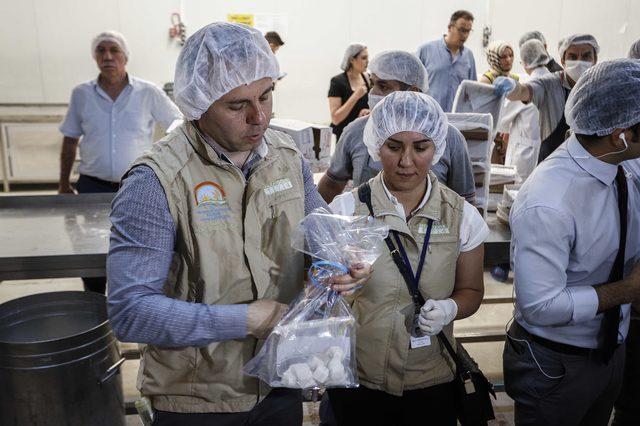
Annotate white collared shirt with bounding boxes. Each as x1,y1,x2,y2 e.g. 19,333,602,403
59,75,183,182
510,135,640,348
379,174,432,219
329,174,488,252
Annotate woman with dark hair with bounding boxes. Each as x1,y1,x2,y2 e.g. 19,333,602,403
328,43,370,141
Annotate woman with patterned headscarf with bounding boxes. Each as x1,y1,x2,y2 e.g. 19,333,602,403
479,40,521,166
480,40,521,283
480,40,520,84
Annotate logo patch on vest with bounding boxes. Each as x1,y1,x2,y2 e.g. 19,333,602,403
194,181,227,205
264,178,293,196
418,221,449,235
431,224,450,235
194,181,233,230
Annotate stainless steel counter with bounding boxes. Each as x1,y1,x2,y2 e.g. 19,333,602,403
0,104,70,191
0,104,67,123
0,194,113,280
0,193,511,281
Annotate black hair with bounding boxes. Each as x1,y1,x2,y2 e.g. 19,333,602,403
576,121,640,143
449,10,474,25
398,81,412,91
631,121,640,140
264,31,284,46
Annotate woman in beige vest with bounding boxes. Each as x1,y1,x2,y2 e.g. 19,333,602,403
327,91,489,425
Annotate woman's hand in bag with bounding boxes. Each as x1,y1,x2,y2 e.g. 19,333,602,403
329,263,373,296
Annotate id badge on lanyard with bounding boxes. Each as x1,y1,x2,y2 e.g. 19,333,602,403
410,317,432,348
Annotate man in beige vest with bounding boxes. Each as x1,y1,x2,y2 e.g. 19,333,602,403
106,22,369,426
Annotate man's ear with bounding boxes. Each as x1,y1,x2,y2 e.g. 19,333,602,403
610,128,628,149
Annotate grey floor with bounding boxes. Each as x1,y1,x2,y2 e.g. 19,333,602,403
0,271,516,425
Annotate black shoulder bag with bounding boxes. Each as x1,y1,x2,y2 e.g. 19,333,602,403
357,183,495,426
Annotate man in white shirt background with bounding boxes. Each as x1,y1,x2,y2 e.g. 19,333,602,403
58,31,182,294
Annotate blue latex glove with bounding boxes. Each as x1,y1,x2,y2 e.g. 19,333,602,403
494,76,516,97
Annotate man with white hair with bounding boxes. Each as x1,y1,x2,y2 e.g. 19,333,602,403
504,59,640,425
496,33,600,162
106,23,369,425
58,31,181,294
317,50,475,205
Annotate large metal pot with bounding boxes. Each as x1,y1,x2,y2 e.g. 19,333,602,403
0,291,125,425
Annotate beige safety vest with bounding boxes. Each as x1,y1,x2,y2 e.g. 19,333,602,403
351,172,463,396
128,121,305,413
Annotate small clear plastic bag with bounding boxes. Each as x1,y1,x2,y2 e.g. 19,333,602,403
244,208,388,389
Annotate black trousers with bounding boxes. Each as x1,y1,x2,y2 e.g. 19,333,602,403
327,381,457,426
613,318,640,425
152,388,303,426
504,322,625,426
75,174,119,295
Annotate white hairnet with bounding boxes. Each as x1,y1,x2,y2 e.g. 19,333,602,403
340,43,367,71
557,34,599,61
629,39,640,59
369,50,429,92
363,91,448,163
173,22,279,121
92,31,129,59
520,39,550,69
565,59,640,136
518,31,546,48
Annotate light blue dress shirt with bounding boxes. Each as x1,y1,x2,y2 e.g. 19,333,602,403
417,36,477,112
510,135,640,349
59,75,182,182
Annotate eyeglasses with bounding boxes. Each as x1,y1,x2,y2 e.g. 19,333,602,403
454,26,473,35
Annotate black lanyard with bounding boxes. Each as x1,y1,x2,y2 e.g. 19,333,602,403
389,220,433,310
356,182,434,310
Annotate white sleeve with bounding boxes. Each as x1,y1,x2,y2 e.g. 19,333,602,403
459,201,490,252
59,87,83,138
151,86,183,129
328,192,356,216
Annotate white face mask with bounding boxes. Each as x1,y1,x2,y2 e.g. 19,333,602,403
367,93,384,110
564,60,593,82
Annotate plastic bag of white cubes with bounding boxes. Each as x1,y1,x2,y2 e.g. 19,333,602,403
244,208,389,389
